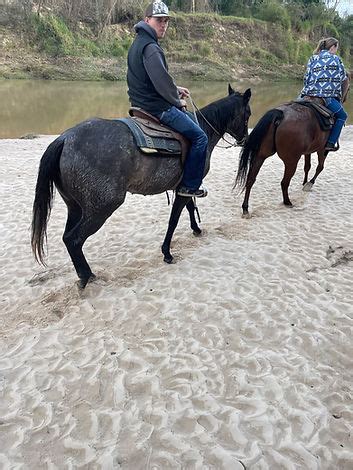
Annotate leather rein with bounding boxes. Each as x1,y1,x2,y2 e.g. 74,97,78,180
188,96,243,149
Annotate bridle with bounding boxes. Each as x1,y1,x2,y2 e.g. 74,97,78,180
188,96,247,149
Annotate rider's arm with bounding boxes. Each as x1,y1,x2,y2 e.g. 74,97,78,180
143,44,182,108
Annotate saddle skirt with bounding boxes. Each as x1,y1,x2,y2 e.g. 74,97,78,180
294,97,335,131
118,108,189,162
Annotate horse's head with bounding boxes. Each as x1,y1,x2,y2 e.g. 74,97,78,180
342,72,350,103
197,86,252,148
226,84,252,146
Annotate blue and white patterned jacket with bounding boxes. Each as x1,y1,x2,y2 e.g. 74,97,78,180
301,50,347,100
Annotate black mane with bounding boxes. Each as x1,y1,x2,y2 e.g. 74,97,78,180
198,92,243,132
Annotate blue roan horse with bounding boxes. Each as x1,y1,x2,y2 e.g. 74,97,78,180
32,85,251,288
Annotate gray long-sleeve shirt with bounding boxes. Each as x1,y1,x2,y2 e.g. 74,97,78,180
143,40,182,108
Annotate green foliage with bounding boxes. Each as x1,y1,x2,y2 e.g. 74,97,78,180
297,41,313,64
97,36,132,58
168,50,204,63
194,40,211,57
75,37,101,57
247,46,281,66
254,0,291,30
8,2,351,81
338,15,353,60
30,14,76,56
324,22,339,38
28,13,132,59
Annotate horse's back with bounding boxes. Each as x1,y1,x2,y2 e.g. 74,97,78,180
62,117,134,153
275,103,326,153
58,117,133,181
58,117,183,197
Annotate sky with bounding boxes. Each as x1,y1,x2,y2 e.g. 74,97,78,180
336,0,353,16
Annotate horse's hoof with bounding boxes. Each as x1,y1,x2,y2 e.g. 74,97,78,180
242,213,251,219
303,182,313,192
163,255,174,264
193,229,202,237
78,278,88,289
284,202,293,207
78,273,96,289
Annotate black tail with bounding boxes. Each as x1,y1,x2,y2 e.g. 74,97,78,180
235,109,284,190
31,136,65,265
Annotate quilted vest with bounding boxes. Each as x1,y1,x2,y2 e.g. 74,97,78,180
127,25,172,116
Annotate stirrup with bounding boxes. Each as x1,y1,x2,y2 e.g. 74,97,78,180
177,186,208,198
325,142,339,152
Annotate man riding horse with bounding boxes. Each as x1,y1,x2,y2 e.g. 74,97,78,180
127,0,208,198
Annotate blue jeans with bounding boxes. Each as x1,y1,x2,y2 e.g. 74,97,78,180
158,106,208,190
325,97,348,145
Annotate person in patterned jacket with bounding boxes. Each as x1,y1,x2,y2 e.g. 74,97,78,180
300,37,348,152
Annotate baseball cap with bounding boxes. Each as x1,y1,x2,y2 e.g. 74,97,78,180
145,1,169,17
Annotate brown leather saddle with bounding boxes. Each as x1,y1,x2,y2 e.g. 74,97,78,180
294,96,335,131
128,107,189,162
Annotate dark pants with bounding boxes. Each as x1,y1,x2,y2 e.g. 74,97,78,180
325,97,348,145
158,106,208,190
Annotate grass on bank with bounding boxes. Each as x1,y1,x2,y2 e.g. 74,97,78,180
29,14,132,58
1,11,350,81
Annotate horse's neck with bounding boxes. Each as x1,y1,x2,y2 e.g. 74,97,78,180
342,76,350,103
207,133,223,155
197,109,225,156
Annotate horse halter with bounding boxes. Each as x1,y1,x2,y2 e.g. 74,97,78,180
188,96,244,149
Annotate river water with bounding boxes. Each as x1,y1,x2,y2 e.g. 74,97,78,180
0,79,352,138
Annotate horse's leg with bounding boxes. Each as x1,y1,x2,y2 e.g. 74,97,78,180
161,195,190,264
242,156,266,218
63,199,124,288
62,198,81,235
307,151,327,187
303,154,311,185
63,215,105,288
281,155,301,206
186,198,202,236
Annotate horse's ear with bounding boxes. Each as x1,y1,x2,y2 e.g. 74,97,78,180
243,88,251,102
228,84,235,95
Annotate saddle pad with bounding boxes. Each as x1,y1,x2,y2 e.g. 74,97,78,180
294,100,334,131
118,117,182,155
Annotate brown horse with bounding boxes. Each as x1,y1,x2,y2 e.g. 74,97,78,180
235,76,350,217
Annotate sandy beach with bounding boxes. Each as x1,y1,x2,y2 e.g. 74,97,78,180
0,127,352,469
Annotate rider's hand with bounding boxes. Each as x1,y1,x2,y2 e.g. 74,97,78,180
177,86,190,98
179,99,187,110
